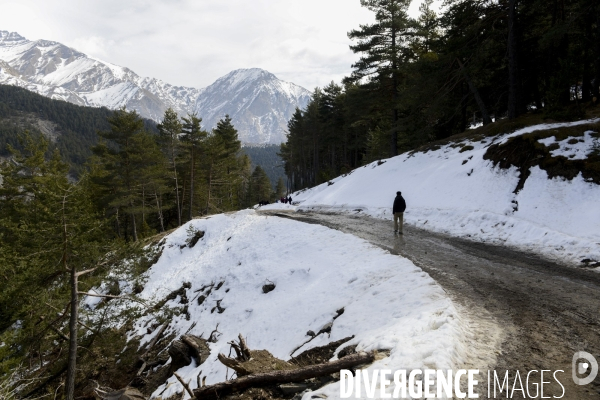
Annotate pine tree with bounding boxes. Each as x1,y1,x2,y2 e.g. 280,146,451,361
157,108,183,226
413,0,439,57
213,115,241,158
347,0,413,157
181,114,207,221
200,132,227,215
0,133,71,330
248,166,272,204
213,115,242,209
0,132,112,399
129,131,170,234
275,177,286,199
507,0,522,119
91,108,168,240
94,107,144,241
237,154,253,208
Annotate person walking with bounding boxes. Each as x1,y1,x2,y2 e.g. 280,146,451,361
393,191,406,234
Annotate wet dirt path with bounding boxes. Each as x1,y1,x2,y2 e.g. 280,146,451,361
265,210,600,399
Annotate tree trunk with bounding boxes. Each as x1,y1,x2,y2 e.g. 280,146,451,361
130,208,138,242
195,352,376,400
65,268,78,400
206,163,212,215
189,147,195,221
593,14,600,99
508,0,520,119
313,127,319,186
154,191,165,232
115,208,121,238
582,56,591,102
457,59,493,125
141,185,145,227
391,19,399,157
63,194,77,400
171,139,182,227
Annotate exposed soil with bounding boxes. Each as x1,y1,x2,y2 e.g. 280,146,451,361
266,210,600,399
483,123,600,191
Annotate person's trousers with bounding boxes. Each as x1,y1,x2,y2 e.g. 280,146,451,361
394,212,404,233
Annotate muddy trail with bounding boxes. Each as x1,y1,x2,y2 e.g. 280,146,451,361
264,210,600,399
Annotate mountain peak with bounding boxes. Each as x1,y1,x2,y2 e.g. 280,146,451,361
196,68,310,144
216,68,277,87
0,31,27,43
0,31,311,144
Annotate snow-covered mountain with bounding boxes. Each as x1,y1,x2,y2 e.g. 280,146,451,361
195,69,310,144
0,31,311,144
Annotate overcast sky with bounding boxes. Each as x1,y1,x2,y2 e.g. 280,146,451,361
0,0,432,90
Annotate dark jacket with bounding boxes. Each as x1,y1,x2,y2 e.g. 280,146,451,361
393,195,406,213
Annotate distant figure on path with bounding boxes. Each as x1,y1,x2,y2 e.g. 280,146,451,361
288,196,292,204
393,191,406,234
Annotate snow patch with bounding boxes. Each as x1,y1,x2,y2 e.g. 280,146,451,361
538,130,599,160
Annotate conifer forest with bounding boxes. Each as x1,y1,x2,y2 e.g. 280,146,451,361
280,0,600,191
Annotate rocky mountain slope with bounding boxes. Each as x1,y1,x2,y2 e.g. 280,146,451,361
195,69,309,144
0,31,310,144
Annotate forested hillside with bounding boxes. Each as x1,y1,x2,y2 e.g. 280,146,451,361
0,84,286,190
281,0,600,191
241,144,286,189
0,84,157,171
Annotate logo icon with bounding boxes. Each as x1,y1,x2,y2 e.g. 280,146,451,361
572,351,598,386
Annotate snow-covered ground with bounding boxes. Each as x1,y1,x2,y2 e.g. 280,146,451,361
293,120,600,268
256,202,298,211
98,211,472,399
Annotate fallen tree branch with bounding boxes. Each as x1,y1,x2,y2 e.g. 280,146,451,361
225,333,250,364
49,324,69,342
238,334,251,361
194,351,376,399
174,372,194,398
78,292,127,300
197,370,203,389
144,322,169,356
227,341,242,360
208,324,220,343
217,353,250,376
136,322,169,376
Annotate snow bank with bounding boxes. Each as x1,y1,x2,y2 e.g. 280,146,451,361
124,210,468,399
293,120,600,267
256,202,298,211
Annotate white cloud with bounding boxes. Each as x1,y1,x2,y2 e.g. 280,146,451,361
71,36,114,59
0,0,440,90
